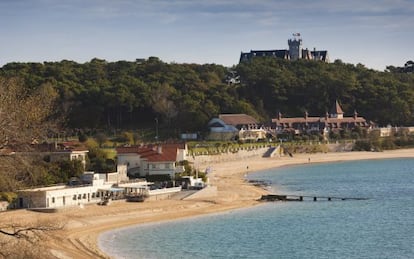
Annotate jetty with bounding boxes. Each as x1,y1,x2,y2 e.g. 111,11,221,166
260,194,368,202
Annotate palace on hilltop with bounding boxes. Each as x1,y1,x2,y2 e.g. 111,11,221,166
240,33,329,63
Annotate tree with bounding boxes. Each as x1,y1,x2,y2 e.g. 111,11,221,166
55,159,85,183
87,147,116,173
95,133,108,148
0,77,60,150
2,58,414,131
151,82,178,124
0,77,61,191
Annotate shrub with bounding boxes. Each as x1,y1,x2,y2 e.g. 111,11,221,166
380,137,396,150
353,140,371,151
78,133,88,142
0,192,17,203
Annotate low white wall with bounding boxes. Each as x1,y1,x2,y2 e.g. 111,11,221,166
147,187,182,201
0,201,9,211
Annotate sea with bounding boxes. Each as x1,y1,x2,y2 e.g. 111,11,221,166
99,158,414,259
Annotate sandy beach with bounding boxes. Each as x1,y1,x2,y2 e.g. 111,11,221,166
2,149,414,258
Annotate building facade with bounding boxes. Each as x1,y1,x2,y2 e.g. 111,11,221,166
207,114,267,141
240,33,329,63
272,101,372,136
116,143,187,179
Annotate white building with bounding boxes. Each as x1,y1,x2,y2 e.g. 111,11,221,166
116,144,187,178
49,149,89,169
17,177,112,208
17,165,129,209
207,114,267,141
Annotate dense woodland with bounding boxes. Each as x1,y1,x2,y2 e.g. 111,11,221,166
1,57,414,137
1,57,414,193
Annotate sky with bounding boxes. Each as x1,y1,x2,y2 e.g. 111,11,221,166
0,0,413,71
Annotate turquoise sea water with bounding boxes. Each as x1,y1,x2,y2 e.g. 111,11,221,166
99,158,414,259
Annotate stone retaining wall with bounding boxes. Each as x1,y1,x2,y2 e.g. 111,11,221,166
188,147,269,166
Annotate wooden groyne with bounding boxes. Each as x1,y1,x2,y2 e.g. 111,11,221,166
260,194,368,202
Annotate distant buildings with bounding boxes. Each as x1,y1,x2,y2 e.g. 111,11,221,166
207,114,267,141
240,33,329,63
272,100,372,136
206,102,373,141
395,60,414,73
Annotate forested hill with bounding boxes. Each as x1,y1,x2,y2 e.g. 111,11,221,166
1,57,413,133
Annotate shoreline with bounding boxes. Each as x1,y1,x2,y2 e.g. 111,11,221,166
3,149,414,258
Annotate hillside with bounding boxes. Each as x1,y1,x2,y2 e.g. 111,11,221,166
1,57,413,135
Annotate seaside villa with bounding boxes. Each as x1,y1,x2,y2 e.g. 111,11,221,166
116,143,187,179
207,114,267,141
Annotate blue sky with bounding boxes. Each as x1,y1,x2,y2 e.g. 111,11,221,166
0,0,413,71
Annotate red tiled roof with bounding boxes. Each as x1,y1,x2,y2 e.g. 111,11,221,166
116,146,152,154
116,145,179,162
273,116,369,129
116,143,185,154
272,117,320,123
158,143,186,149
142,147,178,162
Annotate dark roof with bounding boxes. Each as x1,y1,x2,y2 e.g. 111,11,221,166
240,49,289,62
218,114,258,126
311,50,329,61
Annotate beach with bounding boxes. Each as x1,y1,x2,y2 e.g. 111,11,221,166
3,149,414,258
